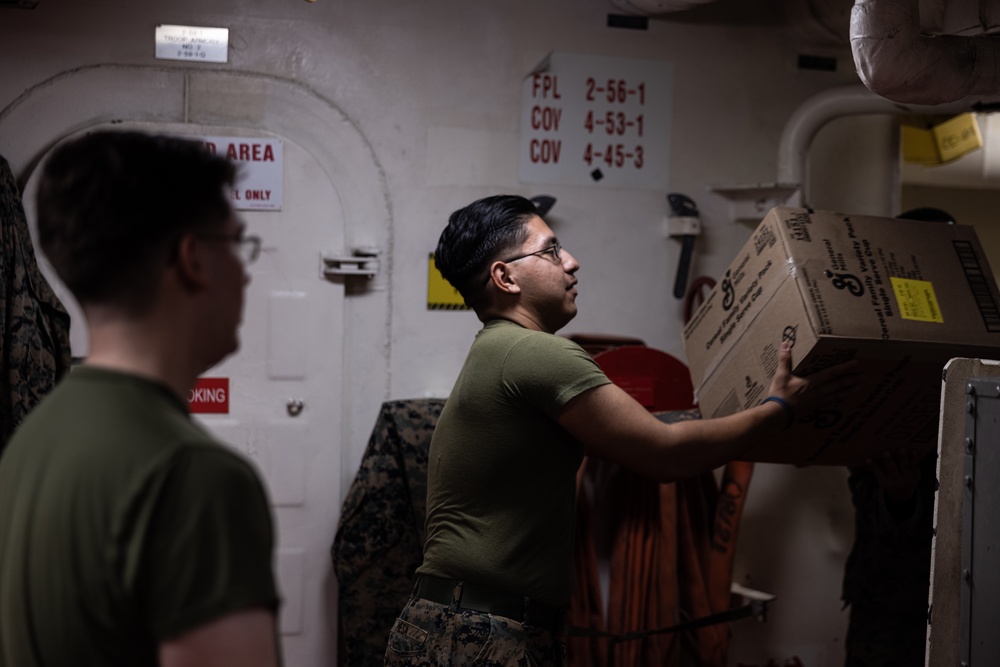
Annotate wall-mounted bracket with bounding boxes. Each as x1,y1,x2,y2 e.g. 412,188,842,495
664,216,701,237
321,247,381,279
710,183,801,222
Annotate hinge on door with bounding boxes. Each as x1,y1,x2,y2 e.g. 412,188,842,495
321,247,381,279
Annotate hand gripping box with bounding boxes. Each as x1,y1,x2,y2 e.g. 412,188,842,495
682,206,1000,465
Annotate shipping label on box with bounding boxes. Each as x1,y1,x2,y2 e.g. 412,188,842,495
683,207,1000,465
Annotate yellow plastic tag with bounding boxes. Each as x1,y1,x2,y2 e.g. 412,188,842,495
900,113,983,165
933,113,983,163
427,253,471,310
901,124,940,165
890,277,944,323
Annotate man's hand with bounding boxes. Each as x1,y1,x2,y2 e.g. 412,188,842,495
765,342,860,417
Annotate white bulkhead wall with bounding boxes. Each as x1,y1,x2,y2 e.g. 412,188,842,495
0,1,902,666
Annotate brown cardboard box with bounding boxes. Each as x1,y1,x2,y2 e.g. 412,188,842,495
683,206,1000,465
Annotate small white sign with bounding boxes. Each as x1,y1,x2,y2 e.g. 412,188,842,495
519,52,673,190
197,137,283,211
155,25,229,64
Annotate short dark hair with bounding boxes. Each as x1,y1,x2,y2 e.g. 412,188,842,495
434,194,538,306
36,130,237,311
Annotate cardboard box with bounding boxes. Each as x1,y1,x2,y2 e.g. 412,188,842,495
683,206,1000,465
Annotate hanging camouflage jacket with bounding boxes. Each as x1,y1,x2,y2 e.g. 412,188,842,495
332,398,445,667
0,154,72,456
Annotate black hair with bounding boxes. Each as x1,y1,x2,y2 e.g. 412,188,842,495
897,207,954,224
434,194,538,305
36,130,237,312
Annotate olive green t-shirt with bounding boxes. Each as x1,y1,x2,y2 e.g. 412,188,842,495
0,367,279,666
417,320,611,606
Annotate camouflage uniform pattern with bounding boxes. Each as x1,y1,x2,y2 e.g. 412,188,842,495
841,453,936,667
0,154,72,455
385,593,563,667
333,401,726,667
332,398,446,667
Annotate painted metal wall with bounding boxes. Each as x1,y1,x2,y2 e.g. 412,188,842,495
0,1,901,665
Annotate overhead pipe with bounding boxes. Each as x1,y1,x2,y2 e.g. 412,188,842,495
850,0,1000,104
777,84,979,203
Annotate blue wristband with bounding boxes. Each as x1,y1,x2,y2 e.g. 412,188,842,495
761,396,795,430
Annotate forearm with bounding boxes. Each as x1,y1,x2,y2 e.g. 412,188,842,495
561,383,787,483
562,340,857,484
648,401,786,480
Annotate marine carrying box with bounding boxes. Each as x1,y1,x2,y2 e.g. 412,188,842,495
682,206,1000,465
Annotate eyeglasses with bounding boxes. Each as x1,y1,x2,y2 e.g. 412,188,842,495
500,242,562,265
481,242,563,285
483,241,562,285
198,232,262,265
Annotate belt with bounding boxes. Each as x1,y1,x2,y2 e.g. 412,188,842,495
414,574,567,633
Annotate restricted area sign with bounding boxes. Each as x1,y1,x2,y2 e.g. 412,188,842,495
519,52,672,190
197,136,283,211
188,377,230,414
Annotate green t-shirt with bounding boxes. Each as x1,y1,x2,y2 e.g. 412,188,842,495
0,367,279,666
417,319,611,606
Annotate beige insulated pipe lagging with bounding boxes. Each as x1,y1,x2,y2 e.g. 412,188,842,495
851,0,1000,105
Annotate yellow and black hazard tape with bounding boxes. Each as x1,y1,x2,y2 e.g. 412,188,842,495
427,252,472,310
428,302,471,311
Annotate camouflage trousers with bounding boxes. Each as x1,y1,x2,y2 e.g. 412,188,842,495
384,595,565,667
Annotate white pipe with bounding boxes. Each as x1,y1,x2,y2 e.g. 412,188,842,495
851,0,1000,104
777,83,981,189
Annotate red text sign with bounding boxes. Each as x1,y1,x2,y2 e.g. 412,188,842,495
197,136,283,211
188,377,230,414
519,53,671,190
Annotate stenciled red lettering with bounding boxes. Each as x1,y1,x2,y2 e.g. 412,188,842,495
530,106,561,132
529,139,561,164
187,387,227,403
530,74,561,99
224,142,276,162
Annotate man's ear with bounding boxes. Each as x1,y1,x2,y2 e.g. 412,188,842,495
174,233,209,291
488,260,521,295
